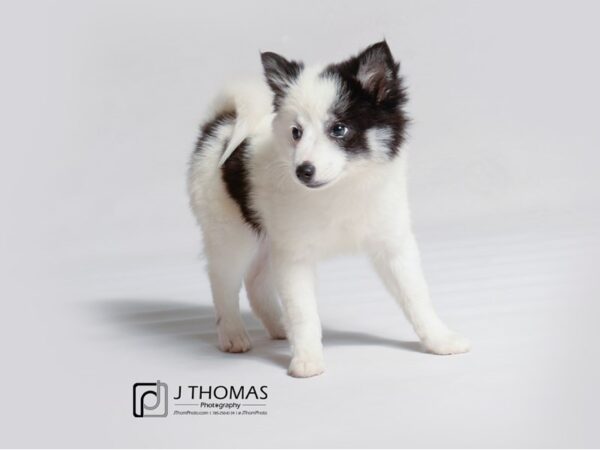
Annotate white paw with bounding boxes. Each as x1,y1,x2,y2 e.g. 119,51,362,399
423,331,471,355
217,323,252,353
288,357,325,378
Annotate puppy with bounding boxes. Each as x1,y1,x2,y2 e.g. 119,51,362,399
188,41,470,378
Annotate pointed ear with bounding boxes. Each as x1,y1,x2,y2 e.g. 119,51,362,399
355,41,399,103
260,51,304,109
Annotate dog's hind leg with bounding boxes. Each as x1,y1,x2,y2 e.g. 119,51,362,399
204,223,257,353
245,238,286,339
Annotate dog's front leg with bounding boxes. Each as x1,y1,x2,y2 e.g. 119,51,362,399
272,252,324,378
368,233,470,355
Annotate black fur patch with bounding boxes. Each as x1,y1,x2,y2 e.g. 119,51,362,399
221,139,261,232
194,110,237,153
261,52,304,111
321,41,409,158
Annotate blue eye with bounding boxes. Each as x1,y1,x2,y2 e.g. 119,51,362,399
292,126,302,141
331,123,348,138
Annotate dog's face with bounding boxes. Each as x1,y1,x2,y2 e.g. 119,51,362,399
261,41,408,189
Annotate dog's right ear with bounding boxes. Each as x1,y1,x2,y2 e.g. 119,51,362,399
260,52,304,109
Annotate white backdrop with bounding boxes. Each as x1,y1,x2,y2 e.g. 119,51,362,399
1,0,599,447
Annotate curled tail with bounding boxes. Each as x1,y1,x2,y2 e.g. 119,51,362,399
197,79,273,166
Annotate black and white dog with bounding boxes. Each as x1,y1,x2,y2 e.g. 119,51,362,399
188,41,469,378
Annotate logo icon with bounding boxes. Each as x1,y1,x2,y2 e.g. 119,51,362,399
133,381,169,417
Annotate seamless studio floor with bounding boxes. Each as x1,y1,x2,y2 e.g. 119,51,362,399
3,212,599,447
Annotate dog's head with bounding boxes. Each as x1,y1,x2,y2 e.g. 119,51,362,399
261,41,408,189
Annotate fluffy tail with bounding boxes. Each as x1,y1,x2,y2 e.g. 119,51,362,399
205,79,273,166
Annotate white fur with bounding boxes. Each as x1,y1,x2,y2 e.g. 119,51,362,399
366,126,394,161
188,69,469,378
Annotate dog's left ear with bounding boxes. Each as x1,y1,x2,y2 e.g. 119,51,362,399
260,51,304,109
355,41,399,103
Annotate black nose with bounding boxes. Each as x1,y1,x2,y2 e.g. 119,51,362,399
295,162,315,183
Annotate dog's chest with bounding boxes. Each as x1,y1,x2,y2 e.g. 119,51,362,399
260,182,385,255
